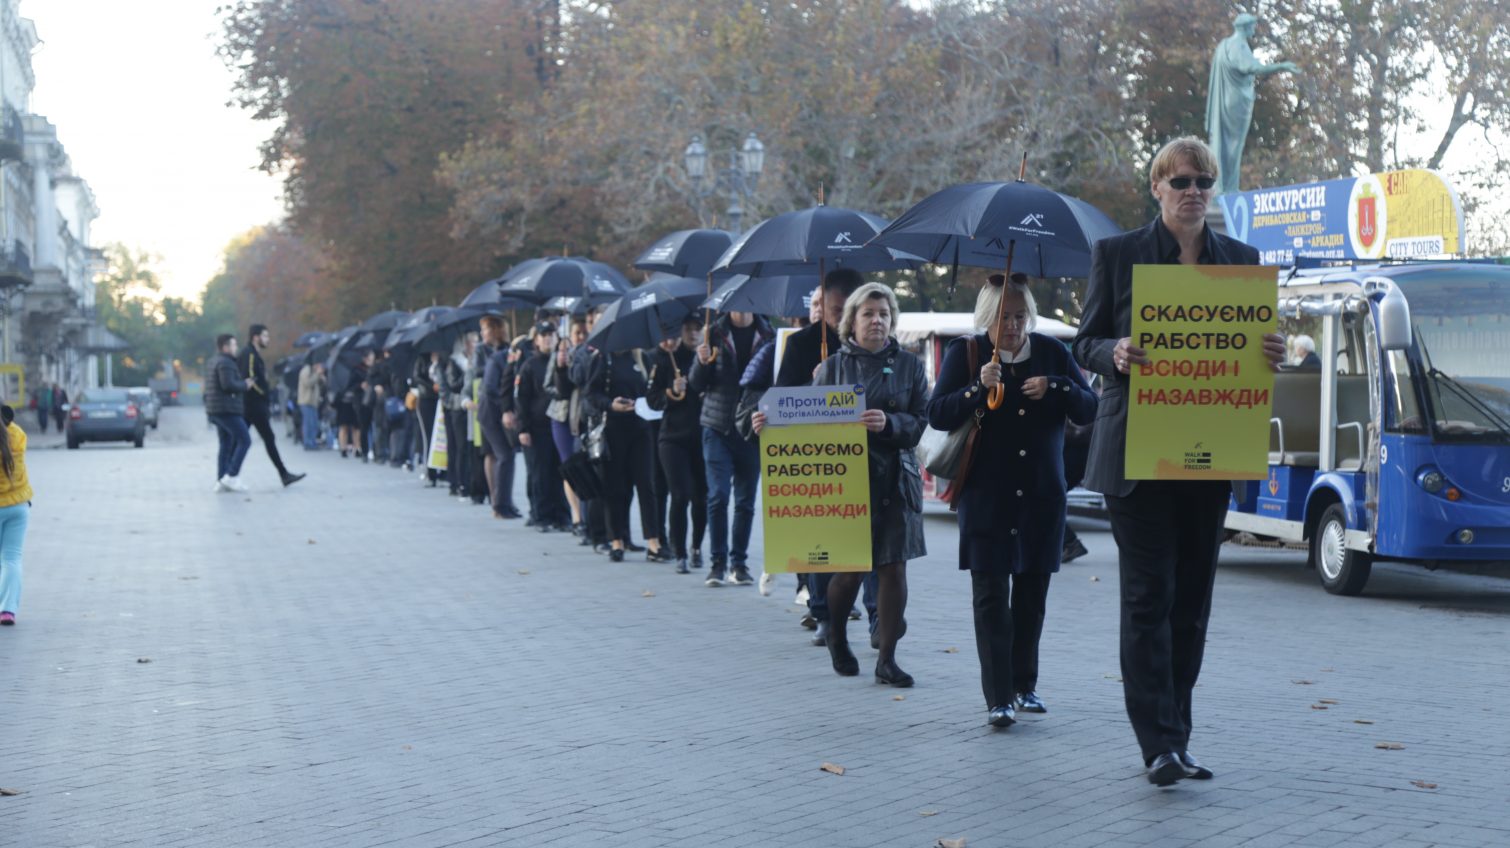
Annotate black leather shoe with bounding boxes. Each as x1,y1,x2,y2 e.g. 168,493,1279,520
1146,752,1186,786
626,542,646,553
1061,537,1089,563
1016,691,1047,713
609,548,625,563
646,548,673,563
811,621,830,647
799,613,817,630
281,472,306,487
874,658,914,687
675,558,690,574
827,639,859,676
1179,751,1214,780
987,705,1016,728
689,551,703,569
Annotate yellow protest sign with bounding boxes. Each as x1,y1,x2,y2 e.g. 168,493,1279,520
759,385,872,574
1126,264,1277,481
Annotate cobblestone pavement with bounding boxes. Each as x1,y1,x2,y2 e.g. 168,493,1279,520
3,406,1509,848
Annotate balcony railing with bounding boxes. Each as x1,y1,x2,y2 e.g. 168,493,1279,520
0,241,33,289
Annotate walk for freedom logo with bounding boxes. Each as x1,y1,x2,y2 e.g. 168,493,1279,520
1008,211,1056,238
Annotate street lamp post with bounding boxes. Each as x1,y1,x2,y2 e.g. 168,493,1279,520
682,131,766,233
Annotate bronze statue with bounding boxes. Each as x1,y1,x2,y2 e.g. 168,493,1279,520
1206,14,1298,195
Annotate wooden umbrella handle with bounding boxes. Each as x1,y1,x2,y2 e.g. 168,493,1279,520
985,239,1019,411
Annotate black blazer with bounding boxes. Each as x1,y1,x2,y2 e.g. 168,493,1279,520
1072,218,1260,498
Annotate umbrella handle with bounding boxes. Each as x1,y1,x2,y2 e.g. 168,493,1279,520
986,355,1006,410
985,233,1021,412
704,273,718,362
667,357,687,401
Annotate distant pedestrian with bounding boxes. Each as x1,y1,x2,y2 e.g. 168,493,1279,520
242,324,305,487
297,360,325,450
0,404,32,627
206,334,255,493
50,386,67,431
33,385,50,432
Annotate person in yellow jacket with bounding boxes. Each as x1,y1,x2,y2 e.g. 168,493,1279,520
0,403,32,626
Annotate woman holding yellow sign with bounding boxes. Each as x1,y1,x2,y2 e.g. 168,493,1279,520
759,282,929,686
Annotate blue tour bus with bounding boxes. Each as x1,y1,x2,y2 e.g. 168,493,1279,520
1224,261,1510,594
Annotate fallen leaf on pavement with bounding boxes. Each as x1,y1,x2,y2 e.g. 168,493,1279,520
1353,719,1375,725
1321,667,1335,672
1292,680,1314,685
942,647,959,654
307,539,317,545
136,658,152,664
1319,699,1339,704
938,838,967,848
642,590,655,598
918,810,937,817
892,695,905,701
820,762,845,776
516,569,530,575
1089,575,1100,582
0,788,21,796
402,745,413,751
1375,742,1405,750
1410,780,1437,789
179,576,198,581
1310,704,1328,710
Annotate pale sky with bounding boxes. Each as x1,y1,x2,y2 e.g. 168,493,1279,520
25,0,284,300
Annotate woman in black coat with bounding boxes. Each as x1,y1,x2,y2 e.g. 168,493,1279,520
646,317,707,574
757,282,929,686
925,274,1097,728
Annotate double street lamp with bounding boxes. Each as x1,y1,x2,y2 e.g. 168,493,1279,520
682,131,766,233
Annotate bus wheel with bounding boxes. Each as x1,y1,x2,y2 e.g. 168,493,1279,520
1311,503,1372,596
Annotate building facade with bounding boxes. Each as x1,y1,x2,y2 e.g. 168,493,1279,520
0,0,104,410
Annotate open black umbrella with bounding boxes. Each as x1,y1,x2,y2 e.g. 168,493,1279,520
870,160,1121,409
496,257,632,304
459,279,539,312
585,287,691,353
711,203,920,358
384,306,453,351
359,310,410,332
542,296,590,317
414,306,492,355
633,229,735,279
292,330,328,350
704,273,817,319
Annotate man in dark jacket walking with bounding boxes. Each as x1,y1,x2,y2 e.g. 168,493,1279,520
206,334,256,493
688,310,773,587
242,324,305,487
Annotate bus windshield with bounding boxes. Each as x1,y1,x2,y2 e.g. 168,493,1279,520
1393,267,1510,442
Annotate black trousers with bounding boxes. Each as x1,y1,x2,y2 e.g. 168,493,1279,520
604,415,657,543
444,408,467,494
480,406,517,513
357,404,373,456
417,398,440,483
657,436,706,558
1105,480,1230,764
648,420,668,543
525,421,571,526
970,570,1051,708
243,398,289,477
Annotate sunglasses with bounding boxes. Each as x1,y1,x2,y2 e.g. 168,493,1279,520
1167,175,1216,191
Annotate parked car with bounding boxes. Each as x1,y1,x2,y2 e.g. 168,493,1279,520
125,387,160,429
66,388,146,449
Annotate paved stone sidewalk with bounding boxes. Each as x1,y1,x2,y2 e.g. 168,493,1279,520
3,406,1509,847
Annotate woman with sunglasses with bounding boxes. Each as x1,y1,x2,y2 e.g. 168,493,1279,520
1072,136,1287,787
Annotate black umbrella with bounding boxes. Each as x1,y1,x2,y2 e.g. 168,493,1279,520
711,204,920,358
870,158,1121,409
414,306,492,355
359,310,410,332
495,256,632,304
459,279,539,312
292,330,328,349
633,229,735,279
585,287,691,353
637,274,715,310
384,306,453,351
303,327,351,369
542,296,591,317
704,274,817,319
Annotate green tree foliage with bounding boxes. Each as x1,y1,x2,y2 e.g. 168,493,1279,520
218,0,552,321
95,245,222,384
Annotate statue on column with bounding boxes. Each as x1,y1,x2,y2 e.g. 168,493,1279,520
1206,13,1298,196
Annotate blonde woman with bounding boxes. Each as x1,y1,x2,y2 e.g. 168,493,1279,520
0,404,33,626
